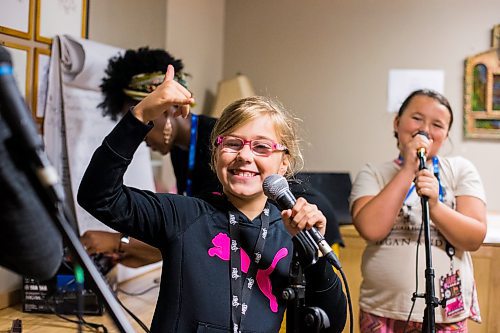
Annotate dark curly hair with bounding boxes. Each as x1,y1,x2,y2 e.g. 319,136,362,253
99,47,184,120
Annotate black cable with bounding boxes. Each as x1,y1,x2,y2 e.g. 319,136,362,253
43,289,109,332
114,295,151,333
40,269,157,332
116,281,159,297
34,276,109,333
338,268,353,333
112,278,160,332
51,311,108,333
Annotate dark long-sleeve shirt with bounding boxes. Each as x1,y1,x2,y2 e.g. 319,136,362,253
78,111,346,333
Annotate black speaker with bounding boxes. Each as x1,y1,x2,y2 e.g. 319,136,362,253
296,172,352,225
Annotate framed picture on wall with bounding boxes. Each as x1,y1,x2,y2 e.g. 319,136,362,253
0,41,32,100
0,0,34,39
33,47,51,119
464,24,500,139
35,0,88,44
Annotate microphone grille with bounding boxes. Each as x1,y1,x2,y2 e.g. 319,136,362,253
263,174,289,200
416,130,429,139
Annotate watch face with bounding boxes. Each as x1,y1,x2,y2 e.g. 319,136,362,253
120,235,130,244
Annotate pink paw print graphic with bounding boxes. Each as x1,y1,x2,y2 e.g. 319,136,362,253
208,232,288,312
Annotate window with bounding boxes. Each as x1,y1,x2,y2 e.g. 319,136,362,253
0,0,88,132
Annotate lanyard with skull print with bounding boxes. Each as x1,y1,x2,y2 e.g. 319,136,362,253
228,203,270,333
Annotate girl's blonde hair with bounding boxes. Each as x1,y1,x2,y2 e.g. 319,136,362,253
210,96,303,178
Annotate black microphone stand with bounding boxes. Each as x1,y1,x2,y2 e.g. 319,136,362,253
282,234,330,333
417,151,438,333
283,247,307,333
0,98,135,331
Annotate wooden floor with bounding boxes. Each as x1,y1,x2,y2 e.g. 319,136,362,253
0,268,161,333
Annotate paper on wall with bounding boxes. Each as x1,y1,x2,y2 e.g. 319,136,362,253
43,35,159,281
387,69,444,113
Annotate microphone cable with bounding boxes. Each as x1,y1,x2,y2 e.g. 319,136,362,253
336,264,354,333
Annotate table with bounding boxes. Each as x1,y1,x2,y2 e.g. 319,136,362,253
0,268,160,332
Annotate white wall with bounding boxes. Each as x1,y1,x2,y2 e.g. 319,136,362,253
165,0,225,115
88,0,166,49
88,0,225,115
224,0,500,211
87,0,225,199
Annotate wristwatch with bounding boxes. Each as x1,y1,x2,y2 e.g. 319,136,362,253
117,234,130,253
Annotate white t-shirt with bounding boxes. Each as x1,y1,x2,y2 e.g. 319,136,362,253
349,156,486,323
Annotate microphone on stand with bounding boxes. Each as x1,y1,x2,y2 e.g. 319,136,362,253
414,131,438,332
263,174,341,270
416,130,429,169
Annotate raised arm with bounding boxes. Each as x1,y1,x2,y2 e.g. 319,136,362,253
78,65,196,245
351,166,414,242
414,160,487,251
352,132,430,242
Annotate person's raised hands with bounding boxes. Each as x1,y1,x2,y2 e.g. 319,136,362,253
132,64,195,123
415,168,440,207
401,132,433,173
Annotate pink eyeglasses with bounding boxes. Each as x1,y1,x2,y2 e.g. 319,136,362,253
216,135,288,157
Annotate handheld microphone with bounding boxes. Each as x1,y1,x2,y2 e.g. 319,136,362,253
263,174,341,269
0,46,65,204
416,130,429,159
